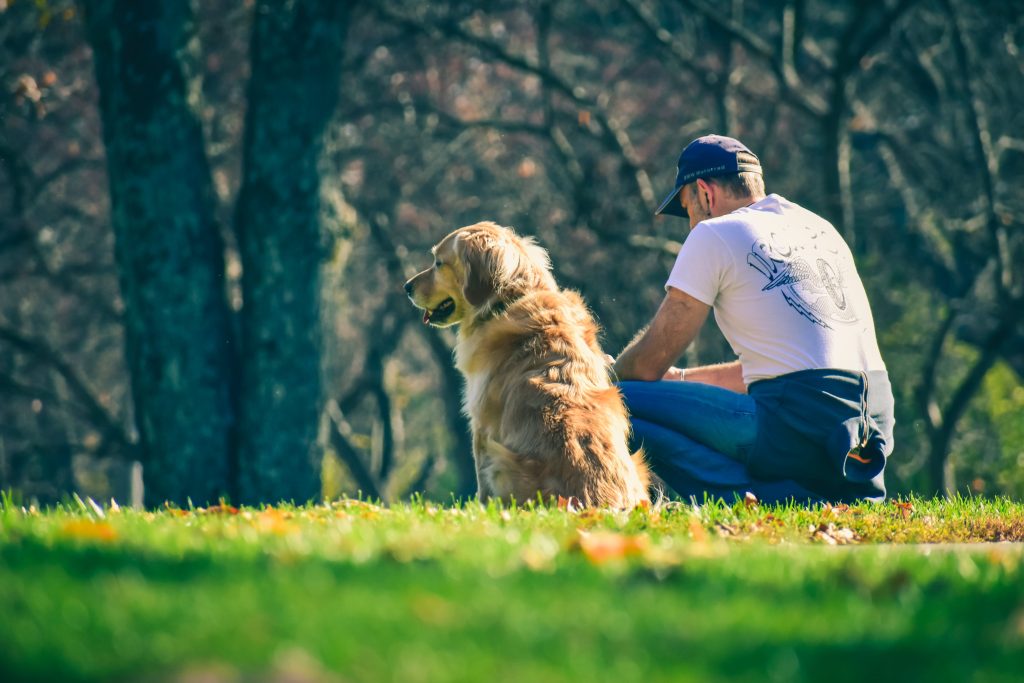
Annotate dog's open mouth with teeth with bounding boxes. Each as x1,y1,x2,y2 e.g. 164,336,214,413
423,297,456,325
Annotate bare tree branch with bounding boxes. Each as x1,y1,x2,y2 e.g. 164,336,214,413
374,3,657,210
675,0,828,117
0,325,132,456
323,400,383,501
944,0,1013,296
928,304,1024,494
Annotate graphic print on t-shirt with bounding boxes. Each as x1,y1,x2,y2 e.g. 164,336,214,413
745,226,859,330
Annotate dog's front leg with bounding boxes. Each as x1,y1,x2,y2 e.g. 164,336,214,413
472,431,493,504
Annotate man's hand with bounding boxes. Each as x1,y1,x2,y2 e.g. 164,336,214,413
613,287,710,381
681,361,747,393
662,366,686,381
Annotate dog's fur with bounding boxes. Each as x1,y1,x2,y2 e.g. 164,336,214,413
405,221,650,508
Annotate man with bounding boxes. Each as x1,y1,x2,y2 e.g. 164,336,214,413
613,134,894,504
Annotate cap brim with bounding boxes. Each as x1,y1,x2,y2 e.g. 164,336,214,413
655,186,687,218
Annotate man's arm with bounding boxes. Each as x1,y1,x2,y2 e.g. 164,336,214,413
613,287,709,382
672,360,747,394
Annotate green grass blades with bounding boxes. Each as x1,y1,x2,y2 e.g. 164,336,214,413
1,496,1023,683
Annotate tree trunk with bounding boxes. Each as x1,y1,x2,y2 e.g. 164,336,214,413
234,1,349,504
83,0,237,506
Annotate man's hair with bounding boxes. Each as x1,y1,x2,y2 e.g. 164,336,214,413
707,152,765,199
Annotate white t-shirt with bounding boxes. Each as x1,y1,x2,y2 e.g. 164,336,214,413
666,194,887,385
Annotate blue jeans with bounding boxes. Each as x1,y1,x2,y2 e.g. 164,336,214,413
618,381,825,504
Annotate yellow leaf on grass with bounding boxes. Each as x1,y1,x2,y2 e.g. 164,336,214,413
688,517,709,543
60,520,118,543
257,509,294,535
575,530,648,565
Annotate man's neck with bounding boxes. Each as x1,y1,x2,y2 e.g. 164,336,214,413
713,193,764,218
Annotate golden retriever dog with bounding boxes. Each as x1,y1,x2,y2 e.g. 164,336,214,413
404,221,650,508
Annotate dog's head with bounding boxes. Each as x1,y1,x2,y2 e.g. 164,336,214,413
404,221,556,327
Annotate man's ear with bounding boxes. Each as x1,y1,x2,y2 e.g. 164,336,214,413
455,234,494,307
696,178,715,213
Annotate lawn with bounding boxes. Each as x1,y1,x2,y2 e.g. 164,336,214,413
1,495,1023,683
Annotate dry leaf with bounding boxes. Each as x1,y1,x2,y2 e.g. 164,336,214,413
60,520,118,543
811,522,859,545
200,504,239,515
575,529,648,565
257,509,294,535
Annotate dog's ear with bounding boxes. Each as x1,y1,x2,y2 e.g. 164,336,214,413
518,236,552,278
455,232,496,307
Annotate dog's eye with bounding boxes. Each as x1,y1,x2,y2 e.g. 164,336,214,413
434,260,443,268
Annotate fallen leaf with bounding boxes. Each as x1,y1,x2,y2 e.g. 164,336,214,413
257,509,294,535
60,520,118,543
575,530,648,565
811,522,859,545
575,508,604,524
688,517,709,542
200,504,239,515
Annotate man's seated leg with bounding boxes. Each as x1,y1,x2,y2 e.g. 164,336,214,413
631,418,826,505
618,380,756,461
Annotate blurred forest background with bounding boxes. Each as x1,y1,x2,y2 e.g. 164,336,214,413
2,0,1023,507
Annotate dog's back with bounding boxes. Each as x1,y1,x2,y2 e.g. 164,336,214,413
460,287,650,507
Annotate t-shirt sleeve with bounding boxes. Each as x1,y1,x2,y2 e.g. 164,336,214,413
664,225,726,306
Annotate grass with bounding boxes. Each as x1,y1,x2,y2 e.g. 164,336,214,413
1,495,1023,683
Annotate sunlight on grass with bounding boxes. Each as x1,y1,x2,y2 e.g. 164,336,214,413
1,495,1023,682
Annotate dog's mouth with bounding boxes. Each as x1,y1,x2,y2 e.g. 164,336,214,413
423,297,456,325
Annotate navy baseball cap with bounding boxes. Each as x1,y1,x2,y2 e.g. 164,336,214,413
655,135,762,217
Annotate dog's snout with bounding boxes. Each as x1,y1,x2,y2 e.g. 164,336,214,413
404,280,414,296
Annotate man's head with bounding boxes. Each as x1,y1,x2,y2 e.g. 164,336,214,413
656,135,766,228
